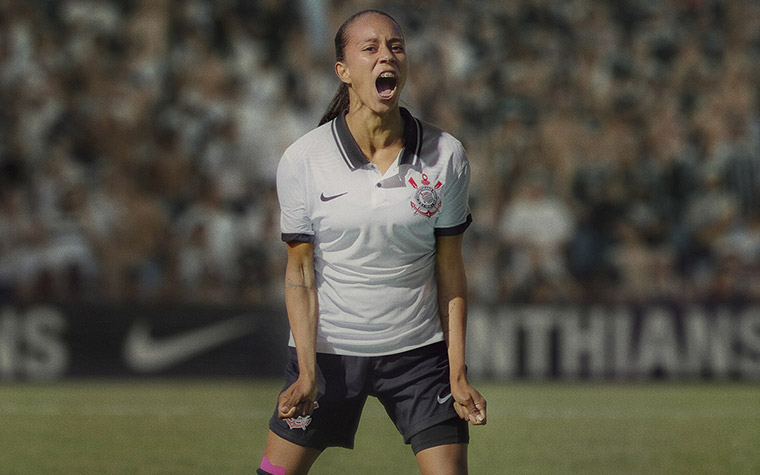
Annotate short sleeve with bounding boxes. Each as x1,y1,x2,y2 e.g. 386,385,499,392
434,140,472,236
276,151,314,243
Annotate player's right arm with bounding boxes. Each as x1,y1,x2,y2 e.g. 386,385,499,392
278,240,319,419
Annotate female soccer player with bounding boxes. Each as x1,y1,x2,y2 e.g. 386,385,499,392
258,9,486,475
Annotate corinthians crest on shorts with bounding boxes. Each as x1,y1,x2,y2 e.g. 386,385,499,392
284,401,319,430
408,172,443,218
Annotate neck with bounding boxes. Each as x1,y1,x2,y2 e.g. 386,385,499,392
347,101,403,144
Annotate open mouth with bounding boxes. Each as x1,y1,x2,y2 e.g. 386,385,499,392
376,71,398,100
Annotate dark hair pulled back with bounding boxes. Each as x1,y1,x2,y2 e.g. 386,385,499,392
318,10,402,126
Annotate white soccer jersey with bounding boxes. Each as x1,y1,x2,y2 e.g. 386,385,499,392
276,108,472,356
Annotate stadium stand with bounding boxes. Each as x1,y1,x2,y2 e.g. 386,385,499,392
1,0,759,305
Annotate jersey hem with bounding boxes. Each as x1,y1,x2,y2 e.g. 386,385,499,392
288,334,446,357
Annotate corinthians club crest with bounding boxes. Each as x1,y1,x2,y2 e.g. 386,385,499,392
408,173,443,218
284,401,319,430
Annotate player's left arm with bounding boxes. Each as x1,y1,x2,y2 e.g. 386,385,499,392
435,233,486,425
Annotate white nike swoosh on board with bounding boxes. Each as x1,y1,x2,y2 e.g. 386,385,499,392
123,315,258,373
437,393,453,404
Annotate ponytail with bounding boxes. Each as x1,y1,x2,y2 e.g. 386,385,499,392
319,83,349,126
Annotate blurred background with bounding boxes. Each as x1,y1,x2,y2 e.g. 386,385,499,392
1,0,760,381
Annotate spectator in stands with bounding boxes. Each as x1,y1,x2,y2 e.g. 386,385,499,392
498,169,577,302
677,164,741,281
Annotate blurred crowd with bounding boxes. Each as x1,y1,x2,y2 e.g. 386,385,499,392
2,0,760,306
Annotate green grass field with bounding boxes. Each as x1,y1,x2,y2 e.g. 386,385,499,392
1,380,758,474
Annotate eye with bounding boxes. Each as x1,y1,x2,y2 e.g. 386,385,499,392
392,45,405,53
364,45,377,52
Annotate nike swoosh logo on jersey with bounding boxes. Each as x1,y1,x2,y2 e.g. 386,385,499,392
123,315,258,373
437,393,453,404
320,192,348,202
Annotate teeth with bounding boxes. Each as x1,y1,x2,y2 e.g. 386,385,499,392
380,72,396,78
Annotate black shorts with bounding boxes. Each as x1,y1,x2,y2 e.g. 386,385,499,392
268,341,468,451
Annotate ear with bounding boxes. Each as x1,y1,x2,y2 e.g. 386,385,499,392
335,61,351,85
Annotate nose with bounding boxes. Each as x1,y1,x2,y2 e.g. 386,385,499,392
379,44,396,63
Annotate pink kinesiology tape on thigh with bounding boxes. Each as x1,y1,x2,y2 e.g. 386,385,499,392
260,456,287,475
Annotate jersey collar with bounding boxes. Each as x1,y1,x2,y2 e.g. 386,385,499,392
331,107,423,171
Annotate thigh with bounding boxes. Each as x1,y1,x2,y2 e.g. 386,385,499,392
415,442,468,475
261,430,321,475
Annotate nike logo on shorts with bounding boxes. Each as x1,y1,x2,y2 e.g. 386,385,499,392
437,393,453,404
320,192,348,202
